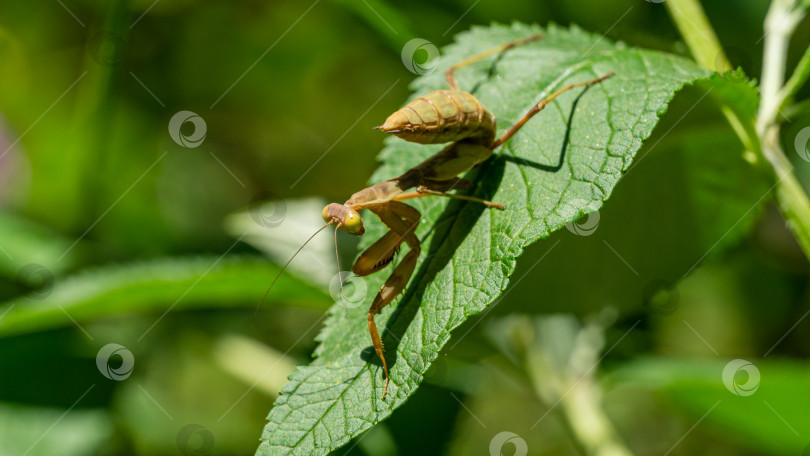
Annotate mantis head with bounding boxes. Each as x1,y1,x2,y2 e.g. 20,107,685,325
322,203,365,235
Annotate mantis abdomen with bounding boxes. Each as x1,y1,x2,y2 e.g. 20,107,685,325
378,90,496,146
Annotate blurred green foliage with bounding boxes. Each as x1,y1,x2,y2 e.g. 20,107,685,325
0,0,808,455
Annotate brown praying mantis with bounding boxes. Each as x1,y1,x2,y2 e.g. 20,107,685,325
270,33,614,399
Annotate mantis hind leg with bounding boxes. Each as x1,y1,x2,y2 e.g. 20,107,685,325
445,33,545,90
393,176,504,209
394,185,505,209
365,201,422,399
492,72,615,149
419,177,473,193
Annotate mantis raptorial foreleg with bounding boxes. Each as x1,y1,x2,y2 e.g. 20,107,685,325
352,230,406,276
361,201,422,398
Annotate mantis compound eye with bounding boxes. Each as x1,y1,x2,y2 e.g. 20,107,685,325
322,204,335,224
322,203,345,225
342,210,364,235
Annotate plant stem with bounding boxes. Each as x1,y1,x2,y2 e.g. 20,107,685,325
757,0,802,132
757,0,810,257
665,0,729,71
784,98,810,119
668,0,810,261
766,130,810,257
666,0,759,161
524,316,633,456
779,34,810,108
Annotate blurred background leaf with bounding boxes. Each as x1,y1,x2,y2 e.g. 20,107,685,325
0,255,330,338
0,0,808,455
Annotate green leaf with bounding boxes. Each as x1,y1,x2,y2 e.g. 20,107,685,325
257,23,732,455
0,256,330,338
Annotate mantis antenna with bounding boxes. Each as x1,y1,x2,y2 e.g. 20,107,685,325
257,222,331,312
333,224,350,303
